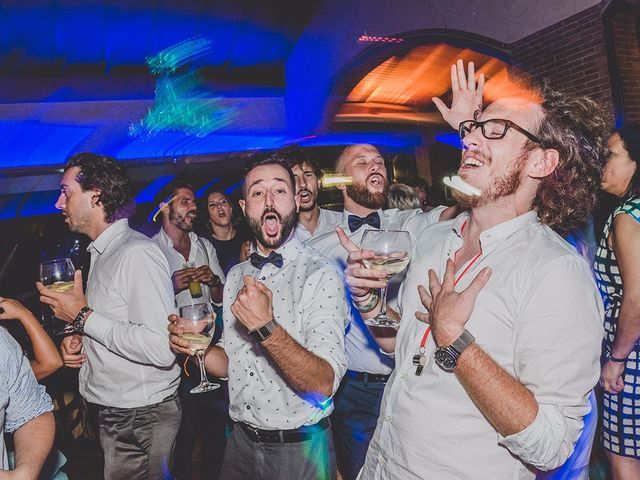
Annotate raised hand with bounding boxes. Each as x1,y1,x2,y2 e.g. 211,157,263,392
171,267,194,294
36,269,86,323
336,226,388,299
167,314,194,355
416,260,491,346
230,276,273,331
432,59,485,131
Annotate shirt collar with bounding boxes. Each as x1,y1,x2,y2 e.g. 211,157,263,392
452,210,539,246
87,218,129,255
157,226,199,249
341,208,383,225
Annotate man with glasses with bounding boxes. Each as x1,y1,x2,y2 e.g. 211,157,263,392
342,61,608,478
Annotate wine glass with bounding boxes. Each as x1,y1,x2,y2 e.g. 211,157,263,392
177,303,219,393
39,258,77,335
361,229,411,328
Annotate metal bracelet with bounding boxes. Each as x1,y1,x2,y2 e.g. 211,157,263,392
354,289,380,314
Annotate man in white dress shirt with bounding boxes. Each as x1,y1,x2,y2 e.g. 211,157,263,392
169,153,348,479
306,144,455,479
342,62,608,479
39,153,180,480
285,149,342,242
152,181,228,480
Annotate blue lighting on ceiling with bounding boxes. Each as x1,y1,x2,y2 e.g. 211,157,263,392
19,190,61,217
117,133,286,159
224,180,244,195
0,123,93,169
297,133,422,149
0,195,23,220
195,177,222,198
135,175,176,204
435,132,462,149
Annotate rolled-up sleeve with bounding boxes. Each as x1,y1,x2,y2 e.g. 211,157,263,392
499,256,604,470
301,267,349,395
84,243,177,368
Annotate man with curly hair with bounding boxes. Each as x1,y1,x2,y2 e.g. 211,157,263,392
37,153,181,480
341,61,608,479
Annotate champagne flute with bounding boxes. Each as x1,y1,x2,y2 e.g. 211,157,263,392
361,229,411,328
39,258,77,335
178,303,219,393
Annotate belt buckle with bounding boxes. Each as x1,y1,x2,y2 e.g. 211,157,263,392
244,423,261,442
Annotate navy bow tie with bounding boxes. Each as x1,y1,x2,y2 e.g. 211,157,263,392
249,251,284,269
348,212,381,233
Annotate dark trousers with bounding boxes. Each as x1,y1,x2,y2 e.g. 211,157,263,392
97,391,182,480
173,378,230,480
220,422,336,480
331,376,386,480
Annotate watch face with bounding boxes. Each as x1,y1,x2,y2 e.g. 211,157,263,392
434,349,457,372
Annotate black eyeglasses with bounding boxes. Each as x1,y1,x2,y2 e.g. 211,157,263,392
458,119,544,145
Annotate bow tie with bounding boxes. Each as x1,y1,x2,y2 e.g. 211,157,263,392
348,212,381,233
249,251,284,269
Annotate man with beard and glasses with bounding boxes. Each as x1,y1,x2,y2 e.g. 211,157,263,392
305,144,457,480
168,153,348,480
342,61,607,479
151,181,227,480
38,153,180,480
283,149,342,242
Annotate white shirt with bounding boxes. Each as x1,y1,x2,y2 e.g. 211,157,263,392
152,228,226,308
361,211,604,479
295,207,343,242
219,237,348,430
81,219,180,408
306,207,445,374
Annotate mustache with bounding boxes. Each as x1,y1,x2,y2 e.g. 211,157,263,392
261,206,281,222
366,172,385,182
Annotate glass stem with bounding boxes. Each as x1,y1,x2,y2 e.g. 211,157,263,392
379,282,389,317
197,351,208,384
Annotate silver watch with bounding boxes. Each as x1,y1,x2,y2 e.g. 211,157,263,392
434,330,475,372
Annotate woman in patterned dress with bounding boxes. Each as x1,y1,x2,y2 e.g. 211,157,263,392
594,123,640,479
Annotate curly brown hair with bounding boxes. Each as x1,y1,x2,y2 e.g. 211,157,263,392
527,85,610,235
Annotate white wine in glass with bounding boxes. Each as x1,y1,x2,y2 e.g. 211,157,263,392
361,229,411,328
39,258,77,335
178,303,219,393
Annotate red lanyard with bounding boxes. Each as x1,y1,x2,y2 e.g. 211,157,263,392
418,219,482,350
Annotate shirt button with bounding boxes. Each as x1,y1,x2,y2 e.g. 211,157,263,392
261,276,266,281
385,415,392,422
400,373,406,379
246,405,251,410
378,456,385,465
250,372,254,376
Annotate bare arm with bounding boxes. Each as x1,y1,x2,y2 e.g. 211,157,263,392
601,213,640,393
0,298,63,380
260,326,334,399
8,412,55,480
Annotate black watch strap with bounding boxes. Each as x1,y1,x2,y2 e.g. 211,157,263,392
607,352,627,363
249,320,278,343
72,306,92,334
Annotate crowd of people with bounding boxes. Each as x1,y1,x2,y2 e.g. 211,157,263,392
1,59,640,480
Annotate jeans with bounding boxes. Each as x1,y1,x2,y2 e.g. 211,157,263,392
331,376,386,480
97,391,182,480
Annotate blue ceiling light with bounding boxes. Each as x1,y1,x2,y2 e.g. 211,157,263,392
195,177,222,198
19,190,61,217
297,132,423,149
434,132,462,149
224,180,244,195
0,123,93,169
134,175,176,204
0,194,23,220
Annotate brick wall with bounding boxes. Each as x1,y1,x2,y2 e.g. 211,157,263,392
607,8,640,123
510,5,614,119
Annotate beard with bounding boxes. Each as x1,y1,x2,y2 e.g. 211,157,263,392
346,176,389,210
247,207,298,250
169,206,195,233
454,153,525,208
297,188,317,213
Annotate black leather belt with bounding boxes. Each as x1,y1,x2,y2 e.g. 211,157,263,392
345,370,390,383
238,417,329,443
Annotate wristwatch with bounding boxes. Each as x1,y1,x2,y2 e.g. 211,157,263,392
248,319,278,343
606,351,627,363
434,329,475,372
71,306,93,334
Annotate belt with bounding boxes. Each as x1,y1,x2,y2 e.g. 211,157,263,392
345,370,390,383
238,417,329,443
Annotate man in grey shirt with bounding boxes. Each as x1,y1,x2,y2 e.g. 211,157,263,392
39,153,181,480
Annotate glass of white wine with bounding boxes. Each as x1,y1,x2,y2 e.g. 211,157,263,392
361,229,411,328
39,258,77,335
178,303,219,394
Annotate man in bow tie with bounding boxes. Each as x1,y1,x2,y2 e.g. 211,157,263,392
169,153,348,480
305,143,456,479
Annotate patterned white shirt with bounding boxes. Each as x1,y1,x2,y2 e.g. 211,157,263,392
82,219,180,408
152,228,226,308
305,207,445,374
295,207,343,242
361,211,604,479
219,237,349,429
